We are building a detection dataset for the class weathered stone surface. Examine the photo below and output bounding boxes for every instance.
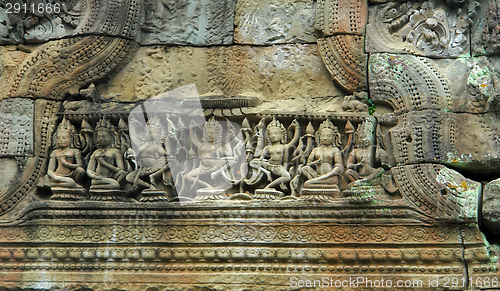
[0,36,138,100]
[98,44,343,102]
[318,35,367,93]
[392,164,480,221]
[370,54,500,114]
[234,0,318,45]
[482,178,500,238]
[369,53,464,114]
[0,98,33,157]
[366,0,469,58]
[141,0,236,45]
[0,0,142,44]
[387,110,500,172]
[315,0,367,35]
[1,0,500,289]
[471,0,500,56]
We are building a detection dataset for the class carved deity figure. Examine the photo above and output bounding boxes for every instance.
[126,116,171,200]
[345,122,389,183]
[301,119,344,193]
[185,117,227,193]
[46,118,86,197]
[87,119,127,191]
[248,117,300,193]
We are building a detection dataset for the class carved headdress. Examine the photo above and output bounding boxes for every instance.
[52,118,77,148]
[266,117,287,144]
[353,120,372,148]
[315,118,341,147]
[202,117,223,144]
[145,116,165,141]
[95,118,116,133]
[94,118,118,148]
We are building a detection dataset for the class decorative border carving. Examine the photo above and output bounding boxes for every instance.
[317,35,367,93]
[2,36,137,100]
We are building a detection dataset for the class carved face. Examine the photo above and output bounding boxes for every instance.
[356,130,372,148]
[320,129,334,146]
[96,130,112,148]
[205,126,216,142]
[146,126,161,142]
[268,127,282,143]
[56,130,71,148]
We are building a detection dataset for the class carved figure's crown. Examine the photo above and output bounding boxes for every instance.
[315,118,341,146]
[202,117,223,144]
[56,117,76,134]
[146,116,165,138]
[95,118,115,132]
[317,118,337,133]
[266,117,286,144]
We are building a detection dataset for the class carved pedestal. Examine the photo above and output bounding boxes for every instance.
[89,190,127,202]
[50,188,87,201]
[254,189,285,200]
[139,190,170,202]
[300,187,340,201]
[194,189,228,201]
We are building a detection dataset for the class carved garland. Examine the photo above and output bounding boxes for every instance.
[317,35,367,93]
[369,53,452,114]
[3,36,137,100]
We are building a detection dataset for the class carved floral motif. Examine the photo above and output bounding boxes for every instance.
[366,0,469,57]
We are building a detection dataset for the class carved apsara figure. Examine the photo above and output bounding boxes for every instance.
[345,121,389,184]
[87,119,127,196]
[185,117,228,199]
[247,117,300,196]
[126,116,172,201]
[300,119,344,196]
[45,118,86,200]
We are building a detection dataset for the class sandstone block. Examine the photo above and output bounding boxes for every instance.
[234,0,318,45]
[366,0,469,58]
[141,0,236,45]
[98,44,343,102]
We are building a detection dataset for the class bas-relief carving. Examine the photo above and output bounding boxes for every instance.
[141,0,236,45]
[366,0,469,58]
[97,44,343,102]
[317,35,367,93]
[0,35,138,100]
[1,0,500,289]
[471,0,500,56]
[246,118,300,199]
[386,110,500,171]
[44,118,86,200]
[368,53,500,114]
[0,98,33,157]
[0,0,141,44]
[315,0,368,35]
[234,0,319,45]
[126,116,172,202]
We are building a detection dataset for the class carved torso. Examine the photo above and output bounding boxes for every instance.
[51,148,80,176]
[198,142,224,168]
[92,148,122,177]
[265,144,286,165]
[309,145,341,175]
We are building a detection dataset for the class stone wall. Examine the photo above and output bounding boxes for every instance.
[0,0,500,290]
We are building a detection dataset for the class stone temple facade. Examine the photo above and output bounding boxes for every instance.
[1,0,500,290]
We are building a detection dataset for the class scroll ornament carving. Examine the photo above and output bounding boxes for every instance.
[0,0,141,44]
[1,36,137,100]
[3,224,477,245]
[317,35,367,93]
[366,0,469,57]
[369,53,451,114]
